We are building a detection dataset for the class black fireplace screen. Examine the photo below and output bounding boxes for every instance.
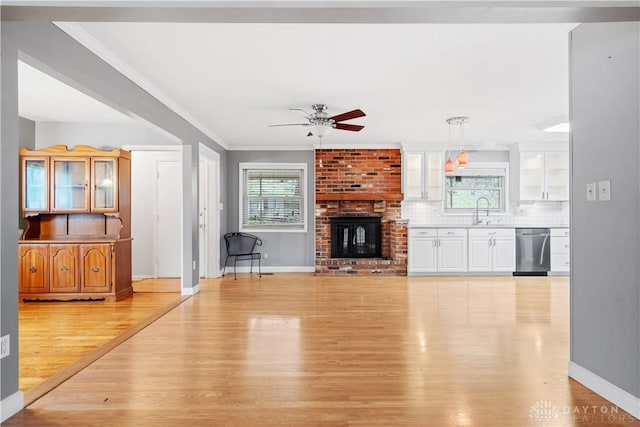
[330,216,382,258]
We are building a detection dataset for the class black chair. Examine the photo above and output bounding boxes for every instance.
[222,232,263,279]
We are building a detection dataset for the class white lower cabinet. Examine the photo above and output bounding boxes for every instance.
[551,228,570,272]
[408,228,467,274]
[468,228,516,273]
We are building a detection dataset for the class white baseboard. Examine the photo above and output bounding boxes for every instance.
[224,266,315,274]
[0,391,24,423]
[132,275,155,280]
[181,283,200,296]
[568,361,640,419]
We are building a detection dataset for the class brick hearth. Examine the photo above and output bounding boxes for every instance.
[315,148,407,275]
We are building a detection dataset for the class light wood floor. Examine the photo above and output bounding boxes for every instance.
[6,274,638,426]
[18,279,185,400]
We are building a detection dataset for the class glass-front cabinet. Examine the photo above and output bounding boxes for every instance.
[23,158,49,213]
[22,154,120,214]
[518,151,569,201]
[403,151,444,201]
[18,145,133,302]
[92,158,118,212]
[51,158,90,212]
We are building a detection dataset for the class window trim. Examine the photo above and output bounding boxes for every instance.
[238,162,308,233]
[443,162,509,215]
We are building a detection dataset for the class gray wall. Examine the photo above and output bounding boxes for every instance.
[35,121,177,148]
[0,19,228,406]
[1,36,22,405]
[570,22,640,397]
[227,150,315,268]
[19,117,35,149]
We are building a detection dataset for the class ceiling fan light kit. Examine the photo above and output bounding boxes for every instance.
[445,116,470,172]
[269,104,366,140]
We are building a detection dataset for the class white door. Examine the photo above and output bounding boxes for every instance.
[408,238,437,273]
[493,236,516,272]
[198,161,208,278]
[156,161,182,277]
[198,145,221,278]
[468,236,491,272]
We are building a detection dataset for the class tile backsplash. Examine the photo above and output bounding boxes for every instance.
[402,200,570,226]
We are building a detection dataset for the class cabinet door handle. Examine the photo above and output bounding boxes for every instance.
[91,266,100,273]
[29,266,37,273]
[60,266,69,273]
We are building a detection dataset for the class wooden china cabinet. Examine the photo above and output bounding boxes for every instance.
[19,145,133,301]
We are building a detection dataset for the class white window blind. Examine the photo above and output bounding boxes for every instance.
[240,164,306,232]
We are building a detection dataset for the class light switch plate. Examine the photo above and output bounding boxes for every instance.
[586,183,596,201]
[598,180,611,201]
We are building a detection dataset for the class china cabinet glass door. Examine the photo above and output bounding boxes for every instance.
[52,158,90,211]
[23,158,49,212]
[92,159,118,212]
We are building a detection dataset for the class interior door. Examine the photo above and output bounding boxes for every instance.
[198,161,208,278]
[156,161,182,278]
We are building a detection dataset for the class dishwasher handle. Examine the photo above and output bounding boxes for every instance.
[539,233,550,266]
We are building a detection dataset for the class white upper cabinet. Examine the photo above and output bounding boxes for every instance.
[403,151,443,201]
[511,145,569,202]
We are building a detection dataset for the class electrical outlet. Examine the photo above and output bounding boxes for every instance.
[263,253,268,260]
[1,335,10,359]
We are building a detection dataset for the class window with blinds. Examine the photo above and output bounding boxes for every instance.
[240,163,307,232]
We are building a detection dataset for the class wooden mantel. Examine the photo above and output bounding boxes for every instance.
[315,193,404,201]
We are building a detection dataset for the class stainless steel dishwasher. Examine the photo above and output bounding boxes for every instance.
[514,228,550,275]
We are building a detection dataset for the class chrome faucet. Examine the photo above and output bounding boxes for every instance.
[475,197,490,225]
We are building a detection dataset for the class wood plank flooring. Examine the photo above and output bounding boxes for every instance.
[6,274,638,426]
[18,279,184,397]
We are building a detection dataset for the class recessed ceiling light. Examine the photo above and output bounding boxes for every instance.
[543,122,570,133]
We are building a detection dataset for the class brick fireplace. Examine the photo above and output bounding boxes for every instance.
[315,148,407,275]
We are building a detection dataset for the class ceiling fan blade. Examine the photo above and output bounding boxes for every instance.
[268,123,309,127]
[329,109,366,123]
[334,123,364,132]
[289,108,312,119]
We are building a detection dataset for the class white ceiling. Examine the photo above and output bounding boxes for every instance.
[18,61,132,123]
[19,21,577,149]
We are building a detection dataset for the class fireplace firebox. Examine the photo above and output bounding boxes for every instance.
[330,216,382,258]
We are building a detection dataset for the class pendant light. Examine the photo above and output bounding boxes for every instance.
[446,116,470,169]
[444,120,455,173]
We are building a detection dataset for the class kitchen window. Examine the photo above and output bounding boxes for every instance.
[444,166,507,212]
[239,163,307,232]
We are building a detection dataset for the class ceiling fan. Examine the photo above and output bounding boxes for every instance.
[269,104,366,138]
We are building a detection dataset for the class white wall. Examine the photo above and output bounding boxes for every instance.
[130,150,182,278]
